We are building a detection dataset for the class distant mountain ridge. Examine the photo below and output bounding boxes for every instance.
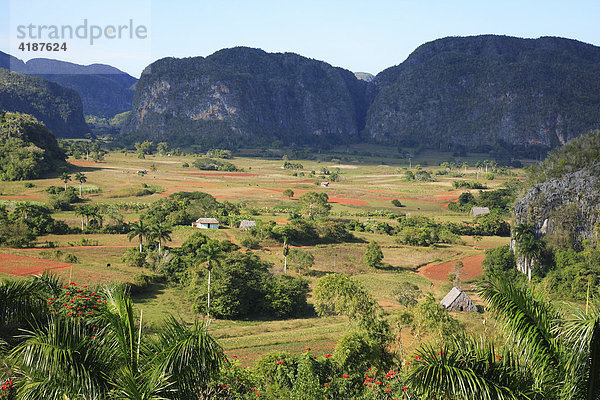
[122,35,600,151]
[0,51,137,118]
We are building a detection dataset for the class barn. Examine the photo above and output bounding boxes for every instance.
[440,287,477,312]
[239,219,256,230]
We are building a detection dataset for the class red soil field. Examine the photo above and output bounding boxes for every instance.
[183,172,258,177]
[0,253,72,276]
[271,180,318,184]
[418,253,485,281]
[0,195,42,200]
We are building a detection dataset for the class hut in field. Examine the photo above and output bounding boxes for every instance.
[192,218,219,229]
[239,219,256,230]
[320,181,330,187]
[471,206,490,217]
[440,287,477,312]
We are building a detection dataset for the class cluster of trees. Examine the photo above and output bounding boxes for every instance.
[347,213,510,247]
[0,202,70,247]
[248,218,355,246]
[448,186,518,214]
[0,112,66,181]
[192,157,239,172]
[59,139,107,162]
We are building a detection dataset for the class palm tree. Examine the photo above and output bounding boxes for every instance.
[407,277,600,400]
[196,240,222,317]
[60,172,71,190]
[74,172,87,196]
[151,222,173,253]
[513,223,541,281]
[283,236,289,274]
[6,281,224,399]
[128,219,151,252]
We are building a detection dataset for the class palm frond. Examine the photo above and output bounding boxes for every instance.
[150,317,224,399]
[478,277,563,387]
[407,338,545,400]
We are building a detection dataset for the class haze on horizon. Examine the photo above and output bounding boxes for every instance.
[1,0,599,78]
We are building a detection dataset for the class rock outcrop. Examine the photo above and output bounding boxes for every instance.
[122,47,368,147]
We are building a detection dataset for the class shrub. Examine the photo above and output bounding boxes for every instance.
[363,241,383,268]
[288,248,315,272]
[121,247,147,268]
[265,275,310,318]
[23,182,34,188]
[391,199,403,207]
[240,236,261,249]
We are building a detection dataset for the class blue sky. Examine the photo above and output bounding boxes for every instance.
[1,0,599,77]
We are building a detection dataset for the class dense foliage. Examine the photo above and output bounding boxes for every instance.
[0,112,66,180]
[0,68,88,138]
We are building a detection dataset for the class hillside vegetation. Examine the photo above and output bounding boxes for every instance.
[0,111,66,180]
[0,68,89,138]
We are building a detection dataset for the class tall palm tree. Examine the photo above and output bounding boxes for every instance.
[74,172,87,196]
[196,240,222,317]
[128,219,151,252]
[60,172,71,190]
[514,223,541,281]
[407,276,600,400]
[283,236,289,274]
[150,222,173,253]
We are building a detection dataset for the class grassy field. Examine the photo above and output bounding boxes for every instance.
[0,147,516,364]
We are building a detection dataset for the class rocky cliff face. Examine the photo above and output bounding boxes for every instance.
[514,166,600,248]
[365,35,600,151]
[122,47,368,147]
[0,68,89,138]
[0,51,137,118]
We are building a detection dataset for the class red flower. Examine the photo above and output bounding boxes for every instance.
[415,355,421,360]
[325,353,332,358]
[343,374,350,378]
[402,386,408,391]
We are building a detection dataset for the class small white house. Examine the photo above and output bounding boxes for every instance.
[192,218,219,229]
[320,181,330,187]
[239,219,256,230]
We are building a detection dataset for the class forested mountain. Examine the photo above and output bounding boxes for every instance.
[0,68,88,138]
[0,51,137,118]
[123,36,600,152]
[365,35,600,153]
[121,47,368,148]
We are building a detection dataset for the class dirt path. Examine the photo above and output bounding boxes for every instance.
[417,253,485,282]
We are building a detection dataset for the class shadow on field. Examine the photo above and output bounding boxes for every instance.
[130,281,167,303]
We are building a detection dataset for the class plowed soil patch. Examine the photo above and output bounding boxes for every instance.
[0,253,72,276]
[183,172,258,177]
[271,180,318,184]
[0,195,42,200]
[418,254,485,281]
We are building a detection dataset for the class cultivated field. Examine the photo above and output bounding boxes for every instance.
[0,147,516,364]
